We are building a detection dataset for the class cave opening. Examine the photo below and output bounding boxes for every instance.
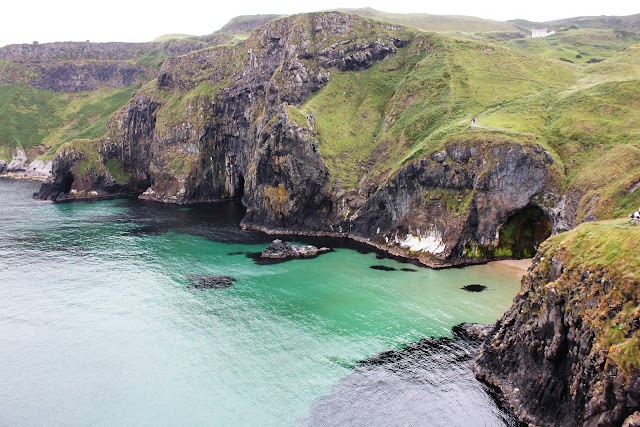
[61,171,74,194]
[497,205,552,258]
[236,173,245,199]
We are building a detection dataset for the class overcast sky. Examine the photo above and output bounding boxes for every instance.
[1,0,637,47]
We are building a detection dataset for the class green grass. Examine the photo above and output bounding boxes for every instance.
[543,219,640,371]
[152,34,195,42]
[136,48,171,69]
[503,29,640,63]
[338,7,518,33]
[104,158,131,182]
[0,83,139,161]
[153,80,224,128]
[302,33,573,186]
[286,105,309,128]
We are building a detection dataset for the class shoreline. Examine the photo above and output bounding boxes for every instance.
[486,258,532,276]
[242,222,536,271]
[0,172,49,182]
[29,183,539,272]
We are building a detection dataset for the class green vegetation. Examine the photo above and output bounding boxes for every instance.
[153,80,224,128]
[152,34,195,42]
[542,219,639,371]
[286,105,309,128]
[219,14,285,34]
[136,48,171,69]
[1,12,638,228]
[302,33,573,186]
[339,7,518,33]
[502,30,640,63]
[104,158,131,182]
[546,219,639,282]
[0,83,140,161]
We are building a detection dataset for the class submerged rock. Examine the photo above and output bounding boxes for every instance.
[462,284,488,292]
[261,239,330,259]
[370,265,397,271]
[187,275,235,290]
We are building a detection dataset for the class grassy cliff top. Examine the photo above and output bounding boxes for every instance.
[541,218,640,372]
[545,218,640,282]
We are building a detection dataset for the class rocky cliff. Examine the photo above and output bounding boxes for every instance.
[33,12,572,267]
[0,40,213,92]
[474,220,640,426]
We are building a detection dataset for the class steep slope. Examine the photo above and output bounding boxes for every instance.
[474,219,639,426]
[34,12,577,267]
[480,35,640,228]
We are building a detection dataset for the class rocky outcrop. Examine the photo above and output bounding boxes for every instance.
[187,275,235,290]
[0,40,211,92]
[64,12,411,210]
[35,12,563,267]
[261,239,330,259]
[0,42,159,62]
[345,141,558,267]
[36,142,141,200]
[0,147,52,181]
[474,243,640,426]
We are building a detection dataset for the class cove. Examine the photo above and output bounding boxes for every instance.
[0,179,522,426]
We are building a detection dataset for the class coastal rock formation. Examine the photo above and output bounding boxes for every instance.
[474,223,640,426]
[35,12,562,267]
[187,275,235,290]
[0,40,211,92]
[261,239,330,259]
[346,141,557,267]
[0,147,52,181]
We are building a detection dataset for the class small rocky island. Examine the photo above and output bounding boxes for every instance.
[261,239,330,259]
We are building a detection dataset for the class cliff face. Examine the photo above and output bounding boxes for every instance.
[474,221,640,426]
[0,40,211,92]
[35,12,566,266]
[347,141,558,266]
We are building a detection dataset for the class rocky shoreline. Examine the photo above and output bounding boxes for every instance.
[473,240,640,427]
[243,222,522,269]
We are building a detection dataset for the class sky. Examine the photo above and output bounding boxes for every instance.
[1,0,638,47]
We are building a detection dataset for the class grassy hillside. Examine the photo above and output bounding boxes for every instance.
[301,33,574,186]
[219,14,285,33]
[510,13,640,32]
[152,34,195,42]
[478,31,640,221]
[0,83,140,161]
[502,29,640,63]
[338,7,518,33]
[1,11,638,226]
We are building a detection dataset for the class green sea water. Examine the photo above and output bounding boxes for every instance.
[0,179,522,426]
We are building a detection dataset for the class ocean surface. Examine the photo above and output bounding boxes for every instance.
[0,178,522,426]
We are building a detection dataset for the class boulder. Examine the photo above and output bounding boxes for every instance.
[261,239,330,259]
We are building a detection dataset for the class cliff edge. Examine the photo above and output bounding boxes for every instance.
[474,219,639,426]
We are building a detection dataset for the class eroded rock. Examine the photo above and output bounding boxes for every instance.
[187,275,235,290]
[261,239,330,259]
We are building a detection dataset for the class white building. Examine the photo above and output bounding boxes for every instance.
[532,28,555,38]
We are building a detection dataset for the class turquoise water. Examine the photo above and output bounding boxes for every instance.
[0,179,521,426]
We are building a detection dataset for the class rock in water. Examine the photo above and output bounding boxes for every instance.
[370,265,397,271]
[261,239,330,259]
[188,275,235,290]
[462,284,487,292]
